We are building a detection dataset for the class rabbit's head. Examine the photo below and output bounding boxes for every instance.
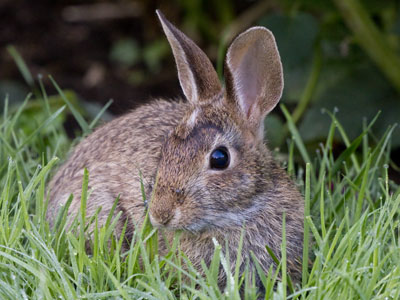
[149,11,284,232]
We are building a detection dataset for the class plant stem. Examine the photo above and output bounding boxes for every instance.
[292,43,322,124]
[278,44,321,147]
[333,0,400,95]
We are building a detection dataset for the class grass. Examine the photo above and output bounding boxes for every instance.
[0,86,399,299]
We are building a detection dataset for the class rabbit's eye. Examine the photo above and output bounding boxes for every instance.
[210,147,230,170]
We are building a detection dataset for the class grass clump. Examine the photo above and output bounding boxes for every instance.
[0,88,399,299]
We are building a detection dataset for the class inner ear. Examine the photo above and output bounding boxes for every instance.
[224,27,283,127]
[231,42,264,117]
[157,10,222,104]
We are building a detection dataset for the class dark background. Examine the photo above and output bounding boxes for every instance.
[1,0,400,180]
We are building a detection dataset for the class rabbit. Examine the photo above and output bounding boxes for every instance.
[47,10,304,288]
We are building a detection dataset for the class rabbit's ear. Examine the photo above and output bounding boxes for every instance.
[224,27,283,133]
[157,10,221,104]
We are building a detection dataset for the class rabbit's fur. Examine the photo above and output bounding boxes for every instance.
[48,11,304,286]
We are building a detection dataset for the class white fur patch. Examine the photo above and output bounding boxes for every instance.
[173,207,181,223]
[187,108,199,127]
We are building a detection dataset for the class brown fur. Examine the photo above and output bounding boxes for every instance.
[47,10,304,288]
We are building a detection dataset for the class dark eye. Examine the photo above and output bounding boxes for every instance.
[210,147,230,170]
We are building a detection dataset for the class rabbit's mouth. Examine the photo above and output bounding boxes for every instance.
[148,208,181,229]
[148,212,167,228]
[149,208,204,233]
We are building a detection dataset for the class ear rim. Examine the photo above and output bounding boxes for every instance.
[156,10,222,104]
[224,26,284,124]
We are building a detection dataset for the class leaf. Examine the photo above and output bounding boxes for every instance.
[7,45,34,87]
[49,76,90,135]
[299,62,400,147]
[264,114,284,149]
[0,80,29,111]
[330,112,379,175]
[110,38,141,67]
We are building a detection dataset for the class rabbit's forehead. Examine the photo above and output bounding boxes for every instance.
[157,103,244,170]
[175,104,238,138]
[166,122,224,154]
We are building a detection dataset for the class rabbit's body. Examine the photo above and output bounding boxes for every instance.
[48,10,304,286]
[48,100,187,235]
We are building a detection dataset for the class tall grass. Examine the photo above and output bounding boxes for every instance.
[0,88,399,299]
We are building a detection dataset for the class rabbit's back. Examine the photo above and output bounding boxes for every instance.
[48,99,188,229]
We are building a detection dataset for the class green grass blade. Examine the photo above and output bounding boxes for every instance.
[49,75,90,134]
[7,45,34,87]
[281,104,311,164]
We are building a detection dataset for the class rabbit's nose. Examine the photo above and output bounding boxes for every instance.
[149,206,173,227]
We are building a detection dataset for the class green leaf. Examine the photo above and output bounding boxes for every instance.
[299,62,400,147]
[110,38,141,67]
[49,76,90,135]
